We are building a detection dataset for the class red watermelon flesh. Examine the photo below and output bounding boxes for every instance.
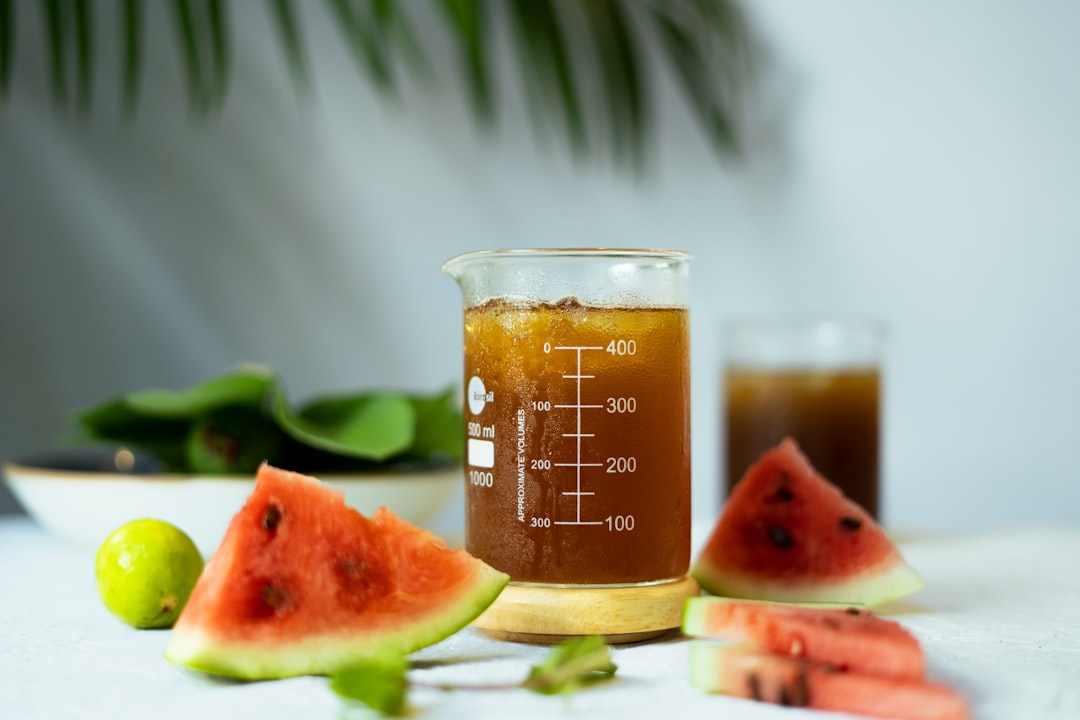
[165,464,509,679]
[690,644,969,720]
[683,598,925,681]
[693,437,924,606]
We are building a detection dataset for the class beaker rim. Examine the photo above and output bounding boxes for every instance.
[721,314,887,369]
[722,314,888,339]
[442,247,692,275]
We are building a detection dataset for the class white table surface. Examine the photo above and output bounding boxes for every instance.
[2,515,1079,719]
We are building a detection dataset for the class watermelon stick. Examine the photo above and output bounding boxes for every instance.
[331,635,618,716]
[683,597,926,681]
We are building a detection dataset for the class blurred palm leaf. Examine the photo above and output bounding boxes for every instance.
[0,0,759,165]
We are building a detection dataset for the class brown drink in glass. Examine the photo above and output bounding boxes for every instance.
[463,299,691,585]
[722,318,884,519]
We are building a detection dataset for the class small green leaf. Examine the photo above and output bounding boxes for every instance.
[275,389,415,461]
[523,635,617,696]
[339,636,617,714]
[330,653,409,716]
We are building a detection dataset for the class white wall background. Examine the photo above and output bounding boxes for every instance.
[1,1,1078,533]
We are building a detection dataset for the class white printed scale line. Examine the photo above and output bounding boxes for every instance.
[551,345,604,524]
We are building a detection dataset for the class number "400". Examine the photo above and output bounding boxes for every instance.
[606,339,637,355]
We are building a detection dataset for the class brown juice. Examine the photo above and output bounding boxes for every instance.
[463,298,691,585]
[724,368,880,518]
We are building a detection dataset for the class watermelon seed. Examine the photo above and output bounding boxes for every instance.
[339,557,366,579]
[772,486,794,502]
[792,664,810,707]
[263,503,283,531]
[767,526,793,549]
[838,516,863,532]
[261,584,291,611]
[747,672,763,701]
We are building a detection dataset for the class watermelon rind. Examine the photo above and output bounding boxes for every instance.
[688,640,744,694]
[164,562,508,679]
[682,596,863,638]
[691,556,925,608]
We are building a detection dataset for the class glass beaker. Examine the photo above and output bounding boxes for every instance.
[444,249,696,641]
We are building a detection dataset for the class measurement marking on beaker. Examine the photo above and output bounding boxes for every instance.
[549,344,611,525]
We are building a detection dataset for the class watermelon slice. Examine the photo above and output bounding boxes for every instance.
[683,598,925,681]
[693,437,924,606]
[689,644,969,720]
[165,464,509,679]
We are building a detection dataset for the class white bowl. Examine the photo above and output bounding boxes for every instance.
[4,448,463,557]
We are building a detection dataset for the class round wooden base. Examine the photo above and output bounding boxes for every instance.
[471,575,701,644]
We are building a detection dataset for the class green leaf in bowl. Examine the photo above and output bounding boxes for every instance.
[274,389,416,462]
[74,397,190,470]
[121,367,277,418]
[405,387,464,463]
[185,405,289,474]
[73,366,280,472]
[72,367,462,473]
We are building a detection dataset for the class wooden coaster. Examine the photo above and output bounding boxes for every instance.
[472,575,701,644]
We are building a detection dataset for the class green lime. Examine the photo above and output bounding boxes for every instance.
[95,518,205,629]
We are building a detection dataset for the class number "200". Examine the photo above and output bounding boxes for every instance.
[606,457,636,473]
